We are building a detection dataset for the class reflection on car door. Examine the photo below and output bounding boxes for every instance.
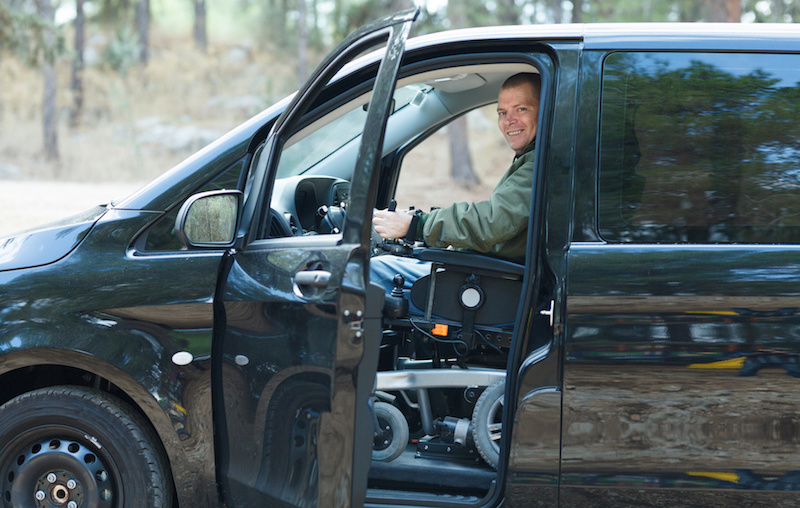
[213,9,417,508]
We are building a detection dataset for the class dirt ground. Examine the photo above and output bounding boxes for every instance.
[0,167,497,239]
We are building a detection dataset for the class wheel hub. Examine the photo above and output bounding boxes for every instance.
[34,470,83,507]
[2,436,114,508]
[373,416,394,451]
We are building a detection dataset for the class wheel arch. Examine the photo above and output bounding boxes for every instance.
[0,348,215,507]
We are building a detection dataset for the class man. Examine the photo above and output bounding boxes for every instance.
[372,72,541,265]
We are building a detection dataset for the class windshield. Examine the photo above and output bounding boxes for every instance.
[276,83,430,179]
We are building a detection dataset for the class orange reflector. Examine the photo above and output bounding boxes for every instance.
[431,324,449,336]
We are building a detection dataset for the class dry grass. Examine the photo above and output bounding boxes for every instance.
[0,33,298,235]
[0,33,298,183]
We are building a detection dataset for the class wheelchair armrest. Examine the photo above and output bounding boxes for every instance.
[416,249,524,278]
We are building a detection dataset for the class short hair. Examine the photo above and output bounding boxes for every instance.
[501,73,541,98]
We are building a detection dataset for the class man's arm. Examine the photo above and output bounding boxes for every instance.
[422,161,533,253]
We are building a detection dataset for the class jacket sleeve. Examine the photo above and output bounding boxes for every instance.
[420,160,533,253]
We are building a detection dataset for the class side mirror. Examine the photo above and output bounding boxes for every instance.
[175,190,242,248]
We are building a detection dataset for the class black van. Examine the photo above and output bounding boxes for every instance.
[1,9,800,507]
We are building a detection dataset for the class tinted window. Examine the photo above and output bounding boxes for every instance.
[599,52,800,243]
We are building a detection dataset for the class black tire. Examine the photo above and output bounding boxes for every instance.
[471,381,504,470]
[371,402,409,462]
[0,386,172,508]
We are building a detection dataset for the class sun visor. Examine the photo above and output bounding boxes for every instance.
[425,73,487,93]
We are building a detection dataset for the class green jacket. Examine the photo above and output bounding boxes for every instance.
[416,143,534,264]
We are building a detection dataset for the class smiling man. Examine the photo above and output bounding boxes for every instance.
[372,72,541,264]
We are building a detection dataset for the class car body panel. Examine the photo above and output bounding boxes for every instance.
[0,207,106,271]
[1,18,799,508]
[563,244,800,505]
[0,209,223,505]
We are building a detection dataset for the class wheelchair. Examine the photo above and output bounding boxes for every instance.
[370,247,524,469]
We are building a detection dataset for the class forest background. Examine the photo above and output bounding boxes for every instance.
[0,0,797,235]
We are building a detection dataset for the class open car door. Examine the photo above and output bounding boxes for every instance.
[213,9,417,507]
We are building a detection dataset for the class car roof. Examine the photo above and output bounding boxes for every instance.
[405,22,800,52]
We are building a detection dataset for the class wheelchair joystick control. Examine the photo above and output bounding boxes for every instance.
[384,274,409,319]
[391,274,405,296]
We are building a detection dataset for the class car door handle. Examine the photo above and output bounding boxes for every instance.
[294,270,331,287]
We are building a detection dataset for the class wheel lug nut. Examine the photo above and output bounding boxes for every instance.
[35,490,46,501]
[67,501,78,508]
[66,479,77,489]
[46,472,57,483]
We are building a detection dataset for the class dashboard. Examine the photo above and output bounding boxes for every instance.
[270,175,350,236]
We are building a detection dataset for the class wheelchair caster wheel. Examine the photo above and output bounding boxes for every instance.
[472,381,504,469]
[372,401,409,462]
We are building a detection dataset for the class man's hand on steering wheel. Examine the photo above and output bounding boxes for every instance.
[373,208,414,240]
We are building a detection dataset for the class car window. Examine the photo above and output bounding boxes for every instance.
[257,84,433,240]
[395,104,508,212]
[276,83,430,179]
[598,52,800,243]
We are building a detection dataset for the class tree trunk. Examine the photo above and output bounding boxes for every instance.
[496,0,520,24]
[194,0,207,52]
[449,115,479,185]
[42,61,59,161]
[446,2,479,185]
[135,0,149,64]
[726,0,741,21]
[277,0,288,49]
[35,0,59,162]
[311,0,321,49]
[707,0,727,21]
[297,0,308,87]
[552,0,564,23]
[572,0,583,22]
[70,0,85,128]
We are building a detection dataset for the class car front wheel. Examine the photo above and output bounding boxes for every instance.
[0,386,172,508]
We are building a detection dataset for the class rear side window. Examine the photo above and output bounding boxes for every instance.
[598,52,800,243]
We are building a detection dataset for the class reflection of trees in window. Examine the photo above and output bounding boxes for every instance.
[600,53,800,244]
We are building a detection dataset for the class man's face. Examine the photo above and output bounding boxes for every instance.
[497,82,540,155]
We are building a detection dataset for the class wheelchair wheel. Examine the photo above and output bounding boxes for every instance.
[372,402,409,462]
[472,381,504,469]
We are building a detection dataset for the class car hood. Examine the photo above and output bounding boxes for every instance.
[0,206,108,272]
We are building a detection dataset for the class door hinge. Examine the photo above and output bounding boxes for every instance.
[344,309,364,342]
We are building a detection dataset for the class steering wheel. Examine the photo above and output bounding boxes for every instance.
[315,204,398,253]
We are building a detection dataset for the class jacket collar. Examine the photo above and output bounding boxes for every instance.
[513,139,536,161]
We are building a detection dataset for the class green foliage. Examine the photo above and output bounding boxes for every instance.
[0,0,64,65]
[94,0,136,24]
[103,26,139,75]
